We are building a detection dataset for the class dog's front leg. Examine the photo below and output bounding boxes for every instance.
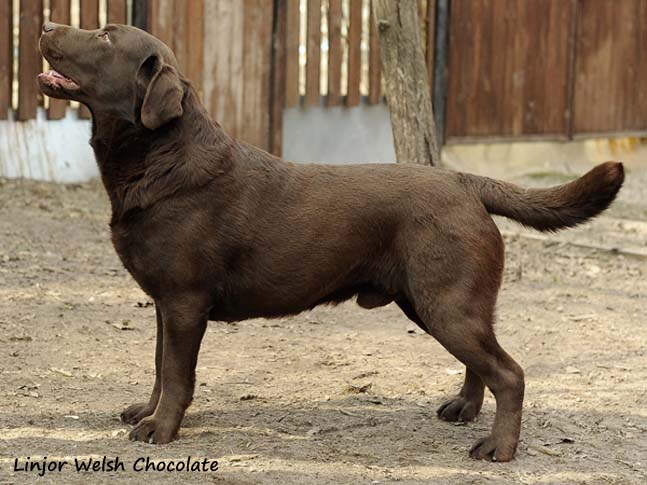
[129,297,208,444]
[121,304,164,424]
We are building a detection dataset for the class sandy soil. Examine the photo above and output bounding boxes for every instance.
[0,167,646,484]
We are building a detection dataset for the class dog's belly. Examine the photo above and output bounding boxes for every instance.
[207,282,395,322]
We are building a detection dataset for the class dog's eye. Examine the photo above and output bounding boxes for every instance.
[99,31,110,42]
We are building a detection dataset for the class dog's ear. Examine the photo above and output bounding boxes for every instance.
[137,55,184,130]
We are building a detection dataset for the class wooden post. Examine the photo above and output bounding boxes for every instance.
[284,0,300,107]
[425,0,436,94]
[0,0,13,118]
[132,0,148,30]
[78,0,99,119]
[107,0,128,24]
[305,0,321,106]
[345,0,362,106]
[326,0,343,106]
[18,0,43,121]
[367,1,381,105]
[185,0,205,99]
[270,0,287,156]
[372,0,440,165]
[48,0,71,120]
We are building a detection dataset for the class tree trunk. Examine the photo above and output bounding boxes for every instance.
[372,0,440,166]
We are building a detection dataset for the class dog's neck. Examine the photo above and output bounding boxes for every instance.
[89,86,235,223]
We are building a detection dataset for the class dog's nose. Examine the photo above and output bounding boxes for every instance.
[42,22,57,33]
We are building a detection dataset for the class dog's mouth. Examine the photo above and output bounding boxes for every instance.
[37,70,80,92]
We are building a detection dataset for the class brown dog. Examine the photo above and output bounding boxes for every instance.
[38,23,623,461]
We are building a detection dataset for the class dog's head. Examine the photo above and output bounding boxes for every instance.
[39,23,184,129]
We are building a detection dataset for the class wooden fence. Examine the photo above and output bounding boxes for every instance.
[2,0,647,157]
[144,0,437,154]
[283,0,436,108]
[446,0,647,142]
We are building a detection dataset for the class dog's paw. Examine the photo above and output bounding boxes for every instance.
[128,416,177,444]
[121,402,156,425]
[436,396,480,422]
[469,435,517,462]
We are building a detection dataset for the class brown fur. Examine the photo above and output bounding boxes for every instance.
[38,22,624,460]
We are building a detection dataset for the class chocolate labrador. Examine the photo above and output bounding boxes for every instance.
[38,23,624,461]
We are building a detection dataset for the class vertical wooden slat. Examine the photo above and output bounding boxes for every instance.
[305,0,321,106]
[80,0,100,35]
[326,0,342,106]
[243,0,263,142]
[425,0,435,95]
[171,0,188,70]
[345,0,361,106]
[132,0,148,30]
[367,1,381,104]
[565,0,578,139]
[230,1,245,140]
[78,0,100,118]
[491,0,510,135]
[284,0,300,107]
[242,0,274,148]
[107,0,127,24]
[634,0,647,134]
[0,0,13,118]
[48,0,71,120]
[503,0,522,135]
[186,0,205,98]
[148,0,174,49]
[148,0,158,35]
[521,0,573,136]
[18,0,43,121]
[204,0,244,139]
[270,0,287,155]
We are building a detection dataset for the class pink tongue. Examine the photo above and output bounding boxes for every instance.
[41,70,79,89]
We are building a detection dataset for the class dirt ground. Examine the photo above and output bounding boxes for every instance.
[0,165,646,484]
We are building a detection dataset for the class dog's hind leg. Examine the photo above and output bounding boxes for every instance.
[397,298,485,422]
[121,304,164,425]
[396,298,427,332]
[417,298,524,462]
[436,368,485,423]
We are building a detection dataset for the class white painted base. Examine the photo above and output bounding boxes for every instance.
[0,108,98,183]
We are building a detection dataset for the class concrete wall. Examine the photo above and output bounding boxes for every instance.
[282,104,396,165]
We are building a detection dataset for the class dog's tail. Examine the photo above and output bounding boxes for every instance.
[463,161,624,232]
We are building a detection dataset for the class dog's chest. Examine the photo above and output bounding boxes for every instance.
[110,224,157,296]
[109,213,223,301]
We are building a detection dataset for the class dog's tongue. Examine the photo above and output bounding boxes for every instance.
[38,70,80,90]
